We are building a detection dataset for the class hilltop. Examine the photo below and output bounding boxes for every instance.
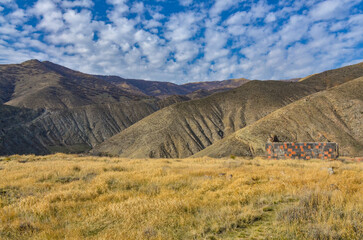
[91,80,317,158]
[194,77,363,158]
[299,61,363,90]
[0,60,249,155]
[92,62,363,158]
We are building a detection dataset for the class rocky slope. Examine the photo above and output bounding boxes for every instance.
[0,101,160,155]
[0,60,249,155]
[194,77,363,158]
[0,60,146,110]
[299,61,363,90]
[0,60,167,154]
[91,61,363,158]
[91,81,317,158]
[1,60,363,156]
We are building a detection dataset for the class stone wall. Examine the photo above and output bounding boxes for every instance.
[266,142,339,160]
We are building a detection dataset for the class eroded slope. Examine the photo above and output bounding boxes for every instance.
[92,81,317,158]
[194,77,363,158]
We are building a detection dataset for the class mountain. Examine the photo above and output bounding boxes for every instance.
[91,61,363,158]
[1,60,362,156]
[91,80,317,158]
[0,101,161,155]
[98,75,249,98]
[0,60,146,110]
[299,61,363,90]
[0,60,250,155]
[0,60,167,154]
[193,77,363,158]
[182,78,249,92]
[98,75,191,97]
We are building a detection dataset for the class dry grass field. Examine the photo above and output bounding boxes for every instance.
[0,154,362,239]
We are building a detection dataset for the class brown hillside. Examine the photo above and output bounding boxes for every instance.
[0,101,161,155]
[194,77,363,158]
[0,60,248,155]
[299,61,363,90]
[97,75,191,97]
[0,60,148,110]
[0,60,184,155]
[91,81,317,158]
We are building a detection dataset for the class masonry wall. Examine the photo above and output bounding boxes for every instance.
[266,142,339,160]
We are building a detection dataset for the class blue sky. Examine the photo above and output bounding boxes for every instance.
[0,0,362,83]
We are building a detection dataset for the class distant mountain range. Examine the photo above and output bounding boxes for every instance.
[1,60,362,157]
[0,60,248,154]
[92,61,363,158]
[97,75,250,98]
[91,80,318,158]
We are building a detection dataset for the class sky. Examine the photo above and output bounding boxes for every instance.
[0,0,363,83]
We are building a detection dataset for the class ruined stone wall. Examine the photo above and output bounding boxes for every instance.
[266,142,339,160]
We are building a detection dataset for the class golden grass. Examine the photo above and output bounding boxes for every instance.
[0,154,362,239]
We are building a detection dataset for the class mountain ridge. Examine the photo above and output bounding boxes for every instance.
[0,60,250,155]
[91,80,318,158]
[193,76,363,158]
[91,61,363,158]
[1,60,363,156]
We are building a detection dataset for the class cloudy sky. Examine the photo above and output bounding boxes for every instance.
[0,0,362,83]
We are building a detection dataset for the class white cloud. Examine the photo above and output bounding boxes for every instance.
[174,41,199,62]
[179,0,193,7]
[8,9,27,25]
[310,0,344,20]
[226,11,249,25]
[0,24,20,36]
[29,0,64,32]
[61,0,94,8]
[204,27,229,61]
[107,0,129,21]
[165,11,202,42]
[250,0,271,19]
[210,0,239,17]
[0,0,17,8]
[143,19,162,29]
[31,0,57,15]
[265,12,276,23]
[130,2,145,14]
[106,0,127,5]
[0,0,362,83]
[278,15,310,47]
[225,1,272,26]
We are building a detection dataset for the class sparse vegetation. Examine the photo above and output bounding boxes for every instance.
[0,154,362,239]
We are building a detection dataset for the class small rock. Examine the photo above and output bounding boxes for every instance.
[328,167,334,175]
[219,173,226,177]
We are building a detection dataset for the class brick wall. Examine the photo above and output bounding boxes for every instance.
[266,142,339,160]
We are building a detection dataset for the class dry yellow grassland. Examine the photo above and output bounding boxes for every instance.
[0,154,362,239]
